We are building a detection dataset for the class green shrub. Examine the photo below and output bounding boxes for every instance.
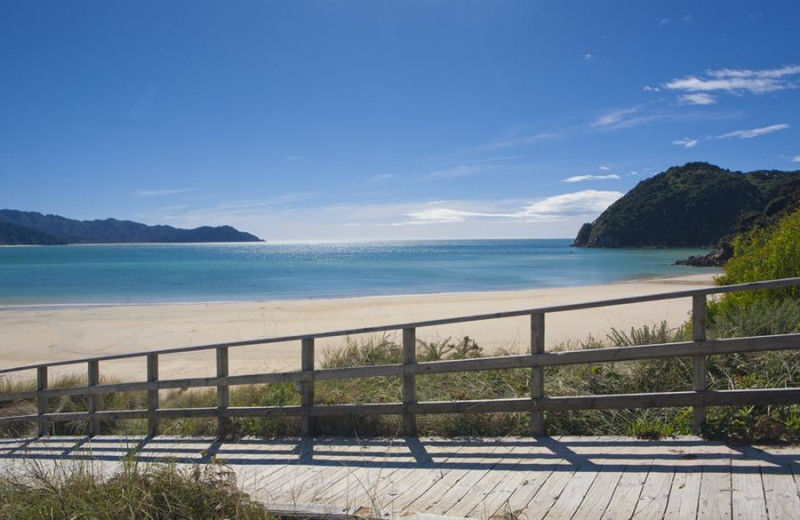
[714,205,800,311]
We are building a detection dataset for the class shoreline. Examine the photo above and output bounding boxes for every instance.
[0,268,720,311]
[0,272,717,381]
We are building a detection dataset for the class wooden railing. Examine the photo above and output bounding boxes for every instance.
[1,278,799,438]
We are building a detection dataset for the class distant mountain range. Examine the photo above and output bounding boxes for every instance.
[0,209,263,245]
[573,162,800,253]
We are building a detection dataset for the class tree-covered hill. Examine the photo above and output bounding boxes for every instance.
[0,209,263,245]
[573,162,800,249]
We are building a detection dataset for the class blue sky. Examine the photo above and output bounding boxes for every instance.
[1,1,799,241]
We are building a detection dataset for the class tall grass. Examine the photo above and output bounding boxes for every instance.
[0,458,273,519]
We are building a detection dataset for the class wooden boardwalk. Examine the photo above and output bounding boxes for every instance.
[2,435,800,519]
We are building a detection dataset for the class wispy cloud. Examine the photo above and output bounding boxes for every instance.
[599,165,610,171]
[665,65,800,95]
[563,174,621,183]
[400,190,622,225]
[424,163,496,180]
[678,93,716,105]
[591,107,642,129]
[584,53,593,62]
[672,138,698,148]
[658,18,670,27]
[463,127,559,153]
[717,123,789,139]
[285,155,304,162]
[370,173,395,182]
[793,156,800,162]
[133,188,196,198]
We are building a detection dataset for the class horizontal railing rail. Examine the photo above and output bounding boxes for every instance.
[0,277,798,437]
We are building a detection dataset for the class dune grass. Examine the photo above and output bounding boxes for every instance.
[0,458,273,519]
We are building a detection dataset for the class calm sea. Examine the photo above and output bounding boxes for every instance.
[0,240,715,305]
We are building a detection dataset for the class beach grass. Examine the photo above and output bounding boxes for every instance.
[0,457,273,519]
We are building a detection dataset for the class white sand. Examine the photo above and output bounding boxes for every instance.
[0,273,717,381]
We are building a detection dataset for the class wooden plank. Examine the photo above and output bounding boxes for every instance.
[536,463,599,520]
[147,354,159,437]
[664,468,704,519]
[402,327,417,437]
[531,313,545,436]
[697,458,732,520]
[693,294,707,433]
[301,338,314,437]
[36,366,48,437]
[601,462,651,520]
[87,360,100,436]
[216,347,230,438]
[423,445,512,515]
[385,442,482,512]
[290,440,417,509]
[633,467,675,519]
[462,440,561,519]
[730,450,767,520]
[762,463,800,520]
[564,437,629,520]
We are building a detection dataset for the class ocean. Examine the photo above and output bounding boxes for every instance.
[0,240,715,305]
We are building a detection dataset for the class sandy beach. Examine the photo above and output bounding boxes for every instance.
[0,273,717,381]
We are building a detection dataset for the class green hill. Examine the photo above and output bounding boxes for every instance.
[573,162,800,249]
[0,209,263,245]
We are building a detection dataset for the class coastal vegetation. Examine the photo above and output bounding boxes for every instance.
[0,209,263,245]
[573,162,800,255]
[0,459,273,519]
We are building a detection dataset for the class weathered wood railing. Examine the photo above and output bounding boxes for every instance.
[1,278,799,438]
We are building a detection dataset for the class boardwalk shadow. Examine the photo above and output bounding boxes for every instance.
[0,435,797,476]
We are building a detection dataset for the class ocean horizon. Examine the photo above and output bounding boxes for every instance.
[0,239,716,306]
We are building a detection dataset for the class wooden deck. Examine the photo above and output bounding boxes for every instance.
[2,435,800,519]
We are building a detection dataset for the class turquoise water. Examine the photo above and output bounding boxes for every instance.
[0,240,715,305]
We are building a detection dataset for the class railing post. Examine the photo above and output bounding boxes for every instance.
[301,338,315,437]
[87,360,100,436]
[530,313,545,436]
[692,295,707,433]
[402,328,417,437]
[216,347,230,438]
[37,366,48,437]
[147,354,159,438]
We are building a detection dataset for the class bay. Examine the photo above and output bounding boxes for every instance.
[0,239,715,305]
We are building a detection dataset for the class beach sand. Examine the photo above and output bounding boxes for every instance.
[0,273,717,381]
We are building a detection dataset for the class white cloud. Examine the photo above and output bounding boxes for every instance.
[285,155,304,161]
[425,164,495,180]
[629,171,639,175]
[591,107,640,129]
[469,130,557,152]
[584,53,593,61]
[134,188,196,198]
[658,18,670,26]
[707,65,800,79]
[678,93,716,105]
[402,190,622,226]
[370,173,395,182]
[599,165,610,170]
[519,190,623,219]
[666,65,800,95]
[793,156,800,162]
[564,174,621,183]
[717,123,789,139]
[672,138,698,148]
[643,86,660,92]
